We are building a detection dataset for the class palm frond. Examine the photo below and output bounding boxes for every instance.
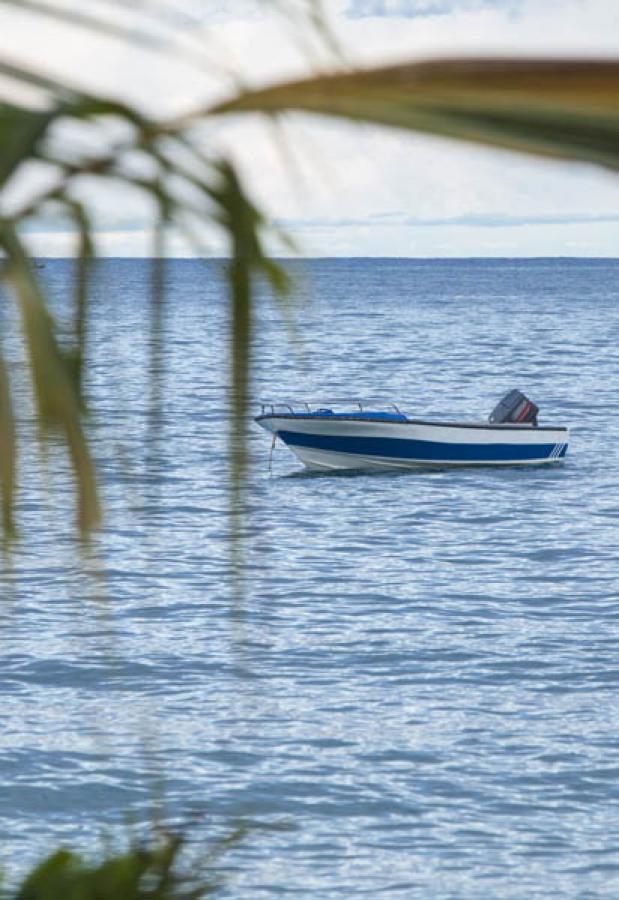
[0,101,54,185]
[0,43,292,537]
[210,57,619,171]
[206,159,291,502]
[60,198,94,405]
[0,221,100,534]
[0,341,17,538]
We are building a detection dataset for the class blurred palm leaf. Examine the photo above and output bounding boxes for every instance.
[12,827,242,898]
[0,103,54,186]
[0,222,100,534]
[0,342,16,537]
[211,58,619,170]
[206,160,291,502]
[0,57,289,536]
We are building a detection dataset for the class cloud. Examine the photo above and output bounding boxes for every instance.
[6,0,619,256]
[344,0,524,21]
[277,212,619,229]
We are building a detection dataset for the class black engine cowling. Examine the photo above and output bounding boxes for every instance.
[489,390,539,426]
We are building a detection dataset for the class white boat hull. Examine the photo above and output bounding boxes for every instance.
[256,414,569,470]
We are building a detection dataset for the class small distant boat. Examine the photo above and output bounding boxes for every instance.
[255,390,569,471]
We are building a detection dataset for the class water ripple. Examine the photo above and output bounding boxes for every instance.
[2,259,619,897]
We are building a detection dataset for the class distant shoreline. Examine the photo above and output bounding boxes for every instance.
[29,255,619,262]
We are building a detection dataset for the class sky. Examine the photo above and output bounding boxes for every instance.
[3,0,619,256]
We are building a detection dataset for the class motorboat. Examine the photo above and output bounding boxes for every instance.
[255,390,569,471]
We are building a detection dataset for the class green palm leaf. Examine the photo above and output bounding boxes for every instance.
[0,102,54,187]
[211,58,619,170]
[0,343,16,537]
[207,160,291,506]
[0,223,100,535]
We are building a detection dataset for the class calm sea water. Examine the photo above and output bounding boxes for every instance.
[2,258,619,897]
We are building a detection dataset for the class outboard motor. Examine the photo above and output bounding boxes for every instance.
[489,389,539,426]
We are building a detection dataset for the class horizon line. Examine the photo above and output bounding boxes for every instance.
[29,255,619,261]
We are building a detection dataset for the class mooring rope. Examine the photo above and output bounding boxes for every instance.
[268,432,277,475]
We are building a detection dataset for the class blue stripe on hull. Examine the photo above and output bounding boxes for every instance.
[278,430,561,463]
